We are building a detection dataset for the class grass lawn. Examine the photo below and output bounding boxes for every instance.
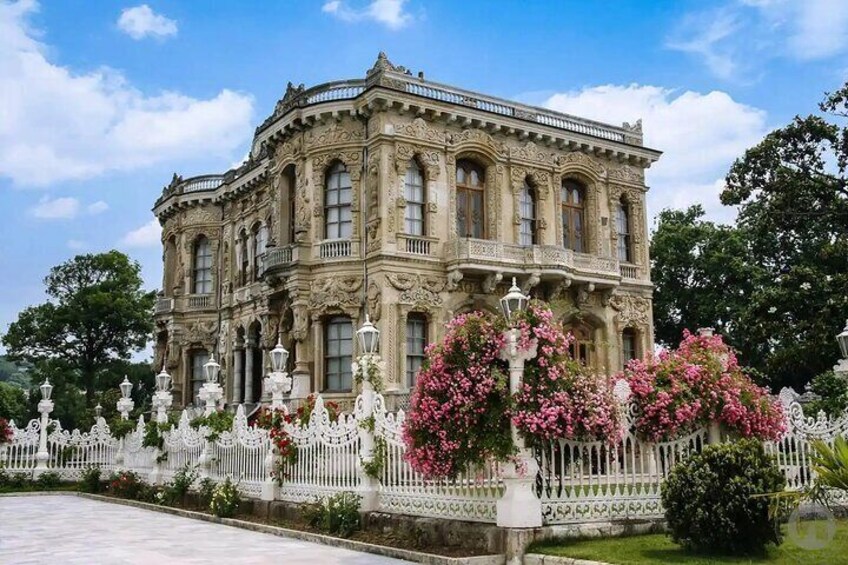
[530,520,848,564]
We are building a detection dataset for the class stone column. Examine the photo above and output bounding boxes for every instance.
[291,340,311,399]
[244,339,255,404]
[233,345,244,404]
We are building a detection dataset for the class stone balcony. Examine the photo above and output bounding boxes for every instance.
[444,238,623,286]
[260,244,299,278]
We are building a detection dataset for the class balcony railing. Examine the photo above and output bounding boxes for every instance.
[155,297,174,314]
[261,245,295,276]
[258,73,635,145]
[185,294,213,310]
[620,264,639,279]
[319,239,352,259]
[446,238,619,278]
[400,235,433,256]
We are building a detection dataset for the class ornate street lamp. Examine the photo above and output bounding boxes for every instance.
[500,278,529,321]
[271,341,289,374]
[95,404,103,419]
[40,378,53,401]
[155,367,172,392]
[204,354,221,384]
[120,376,133,400]
[838,320,848,360]
[357,314,380,355]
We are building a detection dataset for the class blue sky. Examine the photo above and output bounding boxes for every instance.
[1,0,846,352]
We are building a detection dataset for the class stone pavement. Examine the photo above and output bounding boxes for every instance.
[0,495,413,564]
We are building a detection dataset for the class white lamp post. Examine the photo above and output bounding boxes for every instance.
[151,366,173,424]
[263,339,291,411]
[354,314,381,512]
[198,354,223,416]
[117,376,134,420]
[835,320,848,378]
[496,277,542,529]
[357,314,380,355]
[34,378,54,476]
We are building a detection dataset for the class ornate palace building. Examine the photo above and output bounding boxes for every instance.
[152,54,661,410]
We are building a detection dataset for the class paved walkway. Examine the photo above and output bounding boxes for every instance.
[0,495,412,564]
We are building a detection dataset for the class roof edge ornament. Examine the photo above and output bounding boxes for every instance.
[367,51,412,77]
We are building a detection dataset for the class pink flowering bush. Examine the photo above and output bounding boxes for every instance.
[403,303,622,479]
[511,304,621,445]
[402,312,512,479]
[621,330,784,442]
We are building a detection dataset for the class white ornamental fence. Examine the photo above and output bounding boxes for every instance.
[2,385,847,526]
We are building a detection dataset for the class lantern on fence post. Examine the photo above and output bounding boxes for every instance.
[117,376,134,420]
[152,365,173,424]
[357,314,380,355]
[34,378,54,476]
[496,277,542,529]
[836,320,848,377]
[264,338,292,410]
[198,353,223,417]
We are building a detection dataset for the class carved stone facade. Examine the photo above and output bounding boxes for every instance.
[153,54,660,408]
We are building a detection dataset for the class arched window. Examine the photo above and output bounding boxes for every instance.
[622,328,638,364]
[562,180,585,252]
[616,200,631,262]
[253,223,267,279]
[456,160,486,239]
[238,230,249,286]
[567,324,594,366]
[324,162,352,239]
[406,313,428,388]
[404,161,425,236]
[519,180,537,246]
[324,316,353,392]
[193,236,212,294]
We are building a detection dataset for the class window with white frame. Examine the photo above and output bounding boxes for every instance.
[253,223,267,279]
[622,328,638,364]
[404,161,425,236]
[324,316,353,392]
[616,200,632,262]
[324,162,352,239]
[193,236,212,294]
[519,180,537,246]
[406,313,428,388]
[191,350,209,405]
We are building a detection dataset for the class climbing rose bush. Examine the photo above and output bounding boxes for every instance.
[511,304,621,445]
[620,330,784,442]
[404,303,622,479]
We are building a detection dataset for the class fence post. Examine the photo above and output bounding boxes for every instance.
[708,422,722,445]
[356,354,380,512]
[33,379,54,478]
[261,437,278,501]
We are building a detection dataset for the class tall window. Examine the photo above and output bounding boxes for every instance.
[191,350,209,405]
[562,180,585,252]
[567,324,594,366]
[404,162,425,235]
[406,314,428,388]
[193,236,212,294]
[325,162,352,239]
[456,160,485,238]
[616,200,631,262]
[253,223,267,279]
[285,167,296,244]
[324,316,353,392]
[288,198,296,243]
[519,180,537,246]
[239,231,249,286]
[622,329,638,364]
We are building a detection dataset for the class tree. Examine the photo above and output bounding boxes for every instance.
[0,382,28,423]
[721,83,848,389]
[2,251,155,408]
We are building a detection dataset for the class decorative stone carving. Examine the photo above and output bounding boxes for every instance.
[449,129,507,158]
[522,272,541,293]
[367,278,382,321]
[305,122,364,148]
[482,272,503,294]
[393,117,447,144]
[386,273,445,310]
[509,141,556,166]
[394,143,441,179]
[445,269,464,291]
[558,151,606,177]
[292,304,310,342]
[609,164,644,184]
[181,320,218,347]
[308,276,363,316]
[609,292,651,328]
[182,207,218,225]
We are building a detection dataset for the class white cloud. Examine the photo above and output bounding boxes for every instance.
[670,1,848,79]
[67,239,86,250]
[0,1,254,187]
[87,200,109,215]
[29,195,80,219]
[322,0,412,30]
[543,85,769,223]
[117,4,177,40]
[121,218,161,248]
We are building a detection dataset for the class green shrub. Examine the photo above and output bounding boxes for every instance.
[79,466,102,493]
[158,464,198,506]
[190,410,234,441]
[35,471,62,489]
[301,492,361,538]
[0,469,30,489]
[807,371,848,418]
[197,477,216,508]
[108,418,137,440]
[209,477,241,518]
[662,439,785,554]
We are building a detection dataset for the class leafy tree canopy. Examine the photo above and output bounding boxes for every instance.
[2,251,155,408]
